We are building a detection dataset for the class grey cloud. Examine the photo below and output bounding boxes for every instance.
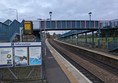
[0,0,118,22]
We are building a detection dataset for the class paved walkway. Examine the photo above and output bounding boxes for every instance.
[44,45,70,83]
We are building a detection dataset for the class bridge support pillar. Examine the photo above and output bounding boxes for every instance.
[80,33,83,46]
[65,37,67,43]
[76,34,79,45]
[92,31,94,48]
[69,36,71,43]
[73,35,74,44]
[105,30,108,48]
[97,29,100,48]
[67,37,68,43]
[71,36,72,44]
[85,33,88,46]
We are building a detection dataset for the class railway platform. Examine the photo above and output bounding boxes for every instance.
[49,39,118,83]
[44,39,92,83]
[44,44,71,83]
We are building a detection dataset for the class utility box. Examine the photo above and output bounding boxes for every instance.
[23,21,33,35]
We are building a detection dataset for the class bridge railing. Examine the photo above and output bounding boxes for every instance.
[40,20,100,30]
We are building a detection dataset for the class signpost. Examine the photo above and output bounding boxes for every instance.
[20,27,23,42]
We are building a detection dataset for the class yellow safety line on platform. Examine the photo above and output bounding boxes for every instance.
[46,40,79,83]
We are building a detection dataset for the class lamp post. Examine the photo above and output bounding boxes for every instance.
[89,12,94,47]
[88,12,92,28]
[9,8,18,21]
[89,12,92,21]
[49,11,52,20]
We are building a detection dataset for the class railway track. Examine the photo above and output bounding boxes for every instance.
[48,39,118,83]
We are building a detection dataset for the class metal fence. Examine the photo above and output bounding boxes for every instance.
[108,39,118,51]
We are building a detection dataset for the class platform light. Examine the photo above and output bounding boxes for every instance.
[88,12,92,21]
[49,11,52,20]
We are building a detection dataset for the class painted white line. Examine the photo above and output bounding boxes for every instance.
[50,50,53,53]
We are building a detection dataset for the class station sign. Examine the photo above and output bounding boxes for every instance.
[0,42,42,68]
[14,42,41,46]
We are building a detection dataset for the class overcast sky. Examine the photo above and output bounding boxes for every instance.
[0,0,118,22]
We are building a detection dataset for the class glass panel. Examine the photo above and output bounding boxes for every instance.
[90,21,94,28]
[81,21,85,28]
[76,21,80,28]
[86,21,89,28]
[51,21,55,29]
[72,21,75,28]
[95,21,98,28]
[62,21,66,29]
[67,21,70,28]
[41,21,44,28]
[46,21,50,29]
[57,21,61,29]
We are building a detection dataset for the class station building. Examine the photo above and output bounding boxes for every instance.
[0,19,22,42]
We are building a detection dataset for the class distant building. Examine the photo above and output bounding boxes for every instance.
[110,19,118,28]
